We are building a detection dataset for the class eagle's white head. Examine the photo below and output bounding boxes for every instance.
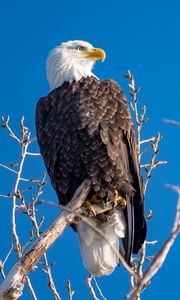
[46,40,106,90]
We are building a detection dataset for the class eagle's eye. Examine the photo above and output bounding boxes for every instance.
[76,46,85,52]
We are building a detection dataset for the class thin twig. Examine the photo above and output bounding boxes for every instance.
[140,138,155,144]
[26,277,38,300]
[141,161,167,168]
[143,132,164,194]
[26,152,41,156]
[19,177,40,182]
[86,275,100,300]
[145,240,158,245]
[124,71,142,156]
[66,280,75,300]
[124,70,150,161]
[0,163,18,174]
[43,254,61,300]
[11,133,30,258]
[1,116,21,144]
[136,243,146,279]
[93,277,107,300]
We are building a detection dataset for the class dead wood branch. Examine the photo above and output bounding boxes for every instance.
[0,180,91,300]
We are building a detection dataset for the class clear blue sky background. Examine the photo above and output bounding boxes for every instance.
[0,1,179,299]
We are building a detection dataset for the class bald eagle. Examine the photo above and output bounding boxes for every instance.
[36,40,147,276]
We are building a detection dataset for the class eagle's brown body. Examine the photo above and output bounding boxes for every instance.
[36,76,146,266]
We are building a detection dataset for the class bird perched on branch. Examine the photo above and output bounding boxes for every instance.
[36,40,147,276]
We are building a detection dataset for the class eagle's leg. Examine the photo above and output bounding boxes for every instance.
[84,200,96,216]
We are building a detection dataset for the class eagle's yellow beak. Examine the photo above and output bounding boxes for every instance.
[86,48,106,62]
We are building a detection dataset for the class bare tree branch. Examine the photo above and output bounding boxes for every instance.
[124,71,145,157]
[0,180,91,300]
[143,132,164,194]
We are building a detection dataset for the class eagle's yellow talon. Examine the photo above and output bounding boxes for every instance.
[119,198,127,208]
[110,190,127,209]
[112,189,121,207]
[84,200,96,216]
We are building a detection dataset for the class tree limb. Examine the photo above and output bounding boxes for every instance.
[0,180,91,300]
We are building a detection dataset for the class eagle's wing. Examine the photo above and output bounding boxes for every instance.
[98,79,146,260]
[122,126,147,260]
[35,82,85,205]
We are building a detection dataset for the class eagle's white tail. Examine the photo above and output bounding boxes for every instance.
[77,209,126,276]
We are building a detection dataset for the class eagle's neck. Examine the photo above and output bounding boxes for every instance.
[46,50,97,90]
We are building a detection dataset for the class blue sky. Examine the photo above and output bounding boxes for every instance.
[0,0,179,299]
